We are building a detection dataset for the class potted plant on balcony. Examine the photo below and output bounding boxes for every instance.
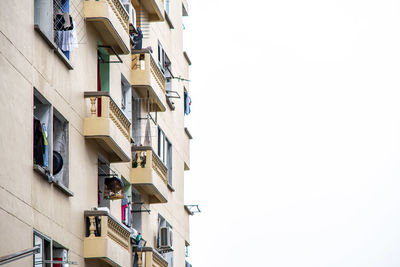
[132,151,146,168]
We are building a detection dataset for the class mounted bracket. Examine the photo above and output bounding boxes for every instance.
[98,45,123,64]
[184,204,201,215]
[166,90,181,99]
[132,202,151,214]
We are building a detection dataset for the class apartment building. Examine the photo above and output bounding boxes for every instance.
[0,0,193,266]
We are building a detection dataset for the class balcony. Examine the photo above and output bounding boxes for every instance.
[141,0,164,21]
[131,50,167,112]
[83,92,131,162]
[84,0,130,54]
[130,147,168,204]
[135,247,168,267]
[84,210,131,267]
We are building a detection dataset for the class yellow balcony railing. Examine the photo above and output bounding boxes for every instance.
[131,50,167,112]
[84,210,131,267]
[130,147,168,203]
[84,0,130,54]
[135,247,168,267]
[83,92,131,162]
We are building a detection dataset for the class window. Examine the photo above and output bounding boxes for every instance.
[131,92,142,145]
[157,42,172,92]
[34,0,77,59]
[131,187,143,232]
[52,241,69,267]
[157,127,172,187]
[158,43,171,75]
[121,75,132,120]
[33,91,52,171]
[158,42,165,73]
[53,109,69,187]
[163,0,174,28]
[158,128,165,162]
[164,0,170,16]
[182,3,188,16]
[33,231,70,267]
[34,231,51,267]
[33,89,70,190]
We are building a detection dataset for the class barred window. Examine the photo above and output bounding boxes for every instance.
[34,0,77,59]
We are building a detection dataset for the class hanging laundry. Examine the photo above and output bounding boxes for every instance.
[121,203,128,222]
[184,91,191,115]
[121,192,131,226]
[54,12,74,31]
[63,12,72,29]
[55,30,78,52]
[54,12,78,52]
[125,207,130,225]
[42,123,48,167]
[34,118,44,166]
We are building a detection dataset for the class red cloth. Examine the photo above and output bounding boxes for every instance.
[121,204,128,221]
[53,257,62,267]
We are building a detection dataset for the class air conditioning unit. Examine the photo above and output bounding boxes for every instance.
[159,226,173,249]
[123,3,136,29]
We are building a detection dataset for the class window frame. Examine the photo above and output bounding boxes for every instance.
[34,0,74,69]
[157,42,172,93]
[33,230,70,267]
[52,107,69,189]
[121,74,132,121]
[157,127,173,188]
[163,0,174,29]
[33,88,72,196]
[34,0,71,56]
[33,231,51,267]
[164,0,170,16]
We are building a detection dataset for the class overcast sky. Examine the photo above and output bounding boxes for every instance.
[183,1,400,266]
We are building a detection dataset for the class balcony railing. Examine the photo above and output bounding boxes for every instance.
[130,147,168,203]
[131,50,167,112]
[84,210,131,267]
[84,0,130,54]
[135,247,168,267]
[83,92,131,162]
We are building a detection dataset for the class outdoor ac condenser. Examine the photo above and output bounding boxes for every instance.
[159,226,173,249]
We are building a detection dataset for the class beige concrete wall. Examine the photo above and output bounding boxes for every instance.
[0,0,131,263]
[0,0,191,266]
[137,0,192,266]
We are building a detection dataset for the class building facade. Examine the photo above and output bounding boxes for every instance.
[0,0,193,266]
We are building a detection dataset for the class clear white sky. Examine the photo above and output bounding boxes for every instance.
[184,0,400,266]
